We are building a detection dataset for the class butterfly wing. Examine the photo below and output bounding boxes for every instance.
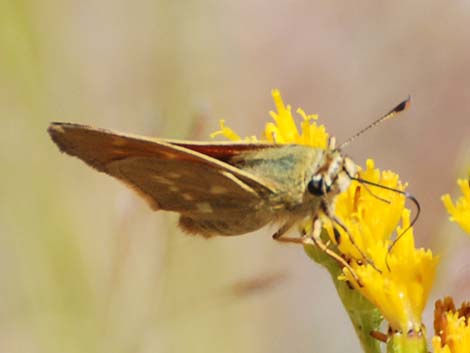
[48,123,281,221]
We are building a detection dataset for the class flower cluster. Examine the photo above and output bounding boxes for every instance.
[211,89,329,147]
[213,90,438,339]
[433,179,470,353]
[442,179,470,234]
[332,162,438,334]
[433,297,470,353]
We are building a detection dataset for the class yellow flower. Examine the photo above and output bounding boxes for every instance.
[442,179,470,233]
[213,89,439,335]
[329,160,406,257]
[433,297,470,353]
[211,89,329,147]
[333,160,439,333]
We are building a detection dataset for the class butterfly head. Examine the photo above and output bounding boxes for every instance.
[307,150,357,198]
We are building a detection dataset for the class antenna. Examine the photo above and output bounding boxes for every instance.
[338,96,411,150]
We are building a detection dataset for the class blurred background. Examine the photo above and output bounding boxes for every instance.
[1,1,470,352]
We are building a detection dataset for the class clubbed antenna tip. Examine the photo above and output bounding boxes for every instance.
[390,96,411,115]
[338,96,412,150]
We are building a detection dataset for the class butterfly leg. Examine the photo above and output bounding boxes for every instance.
[305,218,361,285]
[273,219,361,285]
[321,202,381,274]
[272,221,299,243]
[370,330,388,343]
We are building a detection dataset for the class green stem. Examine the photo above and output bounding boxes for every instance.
[386,331,427,353]
[304,241,383,353]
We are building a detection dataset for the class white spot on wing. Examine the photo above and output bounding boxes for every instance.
[162,151,177,159]
[196,202,213,213]
[153,175,174,185]
[209,185,227,194]
[182,193,194,201]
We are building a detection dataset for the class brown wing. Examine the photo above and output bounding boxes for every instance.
[48,123,280,215]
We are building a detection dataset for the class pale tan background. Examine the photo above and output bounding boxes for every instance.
[1,1,470,352]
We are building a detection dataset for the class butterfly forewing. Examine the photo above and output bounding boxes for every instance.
[48,123,281,219]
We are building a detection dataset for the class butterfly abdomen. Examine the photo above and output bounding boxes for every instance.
[178,210,274,237]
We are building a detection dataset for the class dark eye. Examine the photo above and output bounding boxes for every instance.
[308,176,328,196]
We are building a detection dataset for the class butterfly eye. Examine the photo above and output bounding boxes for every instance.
[308,175,330,196]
